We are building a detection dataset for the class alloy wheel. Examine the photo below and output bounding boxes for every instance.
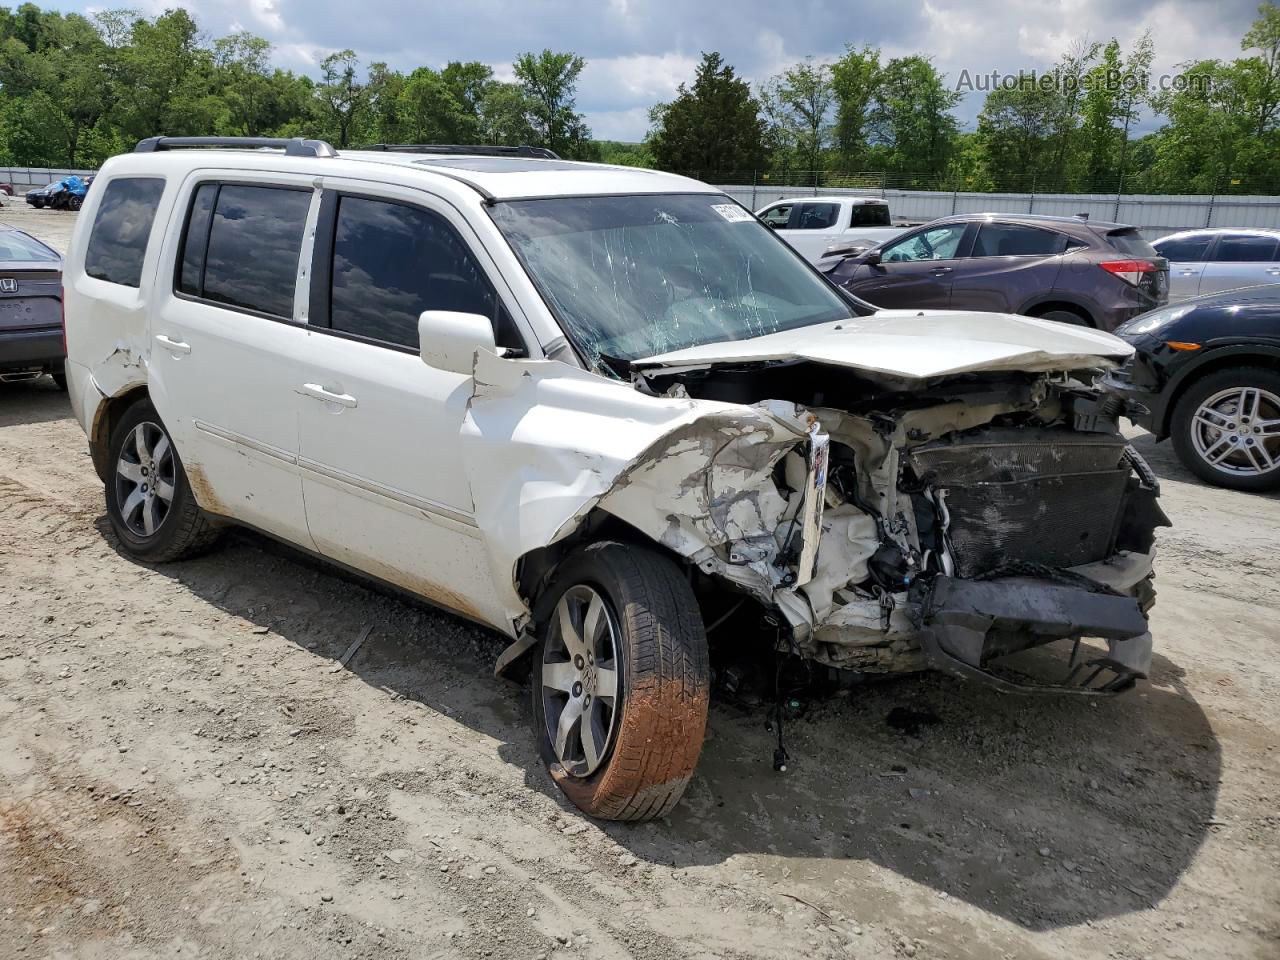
[541,585,621,777]
[1191,386,1280,477]
[114,421,176,537]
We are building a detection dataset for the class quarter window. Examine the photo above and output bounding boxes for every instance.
[177,183,311,319]
[971,223,1066,257]
[850,203,891,227]
[328,195,513,351]
[1211,234,1279,263]
[85,178,165,287]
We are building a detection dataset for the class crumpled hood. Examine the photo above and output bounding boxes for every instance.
[632,310,1134,381]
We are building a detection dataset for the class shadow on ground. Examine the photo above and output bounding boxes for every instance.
[0,376,71,427]
[98,499,1218,933]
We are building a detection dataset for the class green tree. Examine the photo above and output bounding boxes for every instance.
[830,44,881,169]
[763,57,833,176]
[869,56,961,180]
[647,51,767,177]
[974,79,1063,190]
[316,49,367,147]
[512,49,592,156]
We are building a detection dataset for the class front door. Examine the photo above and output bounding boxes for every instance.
[852,222,970,309]
[148,175,318,548]
[294,185,525,629]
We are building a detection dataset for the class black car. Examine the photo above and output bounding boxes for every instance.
[1104,285,1280,491]
[823,213,1168,332]
[25,182,57,209]
[0,224,65,388]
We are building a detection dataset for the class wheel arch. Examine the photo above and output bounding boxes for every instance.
[88,383,152,483]
[1020,296,1098,327]
[1160,346,1280,436]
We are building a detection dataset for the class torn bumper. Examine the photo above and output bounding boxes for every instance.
[916,575,1152,695]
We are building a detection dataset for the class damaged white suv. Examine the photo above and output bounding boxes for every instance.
[64,138,1168,821]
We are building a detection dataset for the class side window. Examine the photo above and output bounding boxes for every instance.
[1211,234,1279,263]
[1153,235,1212,262]
[328,195,515,351]
[850,203,891,227]
[796,202,840,230]
[971,223,1067,257]
[882,224,967,262]
[84,177,165,287]
[759,204,792,228]
[178,184,311,319]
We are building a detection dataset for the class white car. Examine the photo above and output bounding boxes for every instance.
[1152,228,1280,301]
[755,195,905,262]
[63,138,1167,821]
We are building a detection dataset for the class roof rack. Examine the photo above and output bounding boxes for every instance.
[134,136,338,158]
[365,144,560,160]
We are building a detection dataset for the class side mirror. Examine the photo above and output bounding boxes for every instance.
[863,249,882,266]
[418,310,495,375]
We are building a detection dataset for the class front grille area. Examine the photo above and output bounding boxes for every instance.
[908,429,1130,578]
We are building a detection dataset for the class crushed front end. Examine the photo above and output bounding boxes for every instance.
[631,360,1169,695]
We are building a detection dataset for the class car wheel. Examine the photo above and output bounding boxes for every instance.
[106,400,221,561]
[32,198,44,209]
[69,196,82,211]
[531,541,710,821]
[1171,367,1280,491]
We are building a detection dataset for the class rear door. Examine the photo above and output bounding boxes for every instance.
[774,201,843,261]
[1199,233,1280,296]
[1152,233,1213,300]
[148,175,318,548]
[850,222,969,309]
[949,221,1070,313]
[293,182,526,629]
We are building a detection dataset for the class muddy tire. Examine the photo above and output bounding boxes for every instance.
[105,399,221,562]
[1171,366,1280,492]
[531,541,709,821]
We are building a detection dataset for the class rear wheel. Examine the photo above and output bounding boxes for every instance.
[68,195,82,211]
[106,400,221,561]
[1171,367,1280,491]
[1029,305,1092,327]
[531,541,709,821]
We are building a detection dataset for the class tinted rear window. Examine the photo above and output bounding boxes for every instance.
[1106,228,1159,258]
[972,223,1067,257]
[1211,234,1279,263]
[1154,234,1212,262]
[850,203,891,227]
[179,184,311,319]
[84,178,165,287]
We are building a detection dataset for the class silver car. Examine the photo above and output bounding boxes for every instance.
[1153,228,1280,301]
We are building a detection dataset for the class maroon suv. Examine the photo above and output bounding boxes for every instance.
[823,213,1168,331]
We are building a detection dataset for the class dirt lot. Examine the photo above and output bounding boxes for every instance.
[1,205,1277,960]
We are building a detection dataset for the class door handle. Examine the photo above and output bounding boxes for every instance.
[155,334,191,355]
[297,383,358,408]
[932,266,953,275]
[1266,268,1280,276]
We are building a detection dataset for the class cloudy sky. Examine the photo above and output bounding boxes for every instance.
[61,0,1267,140]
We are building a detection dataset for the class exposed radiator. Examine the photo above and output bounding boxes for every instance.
[908,429,1130,578]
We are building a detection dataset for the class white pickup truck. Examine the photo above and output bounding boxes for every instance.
[756,195,907,263]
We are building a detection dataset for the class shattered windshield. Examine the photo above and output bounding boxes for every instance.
[488,193,854,366]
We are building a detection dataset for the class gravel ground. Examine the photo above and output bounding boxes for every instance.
[1,205,1277,960]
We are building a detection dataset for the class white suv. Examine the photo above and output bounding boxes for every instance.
[64,138,1168,821]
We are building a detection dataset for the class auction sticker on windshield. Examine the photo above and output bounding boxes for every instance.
[711,203,755,223]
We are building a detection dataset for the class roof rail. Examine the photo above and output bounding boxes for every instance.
[134,136,338,158]
[365,143,560,160]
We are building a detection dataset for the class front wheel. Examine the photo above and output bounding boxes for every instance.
[531,541,710,821]
[1171,367,1280,491]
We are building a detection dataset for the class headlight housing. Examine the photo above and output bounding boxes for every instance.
[1115,303,1194,338]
